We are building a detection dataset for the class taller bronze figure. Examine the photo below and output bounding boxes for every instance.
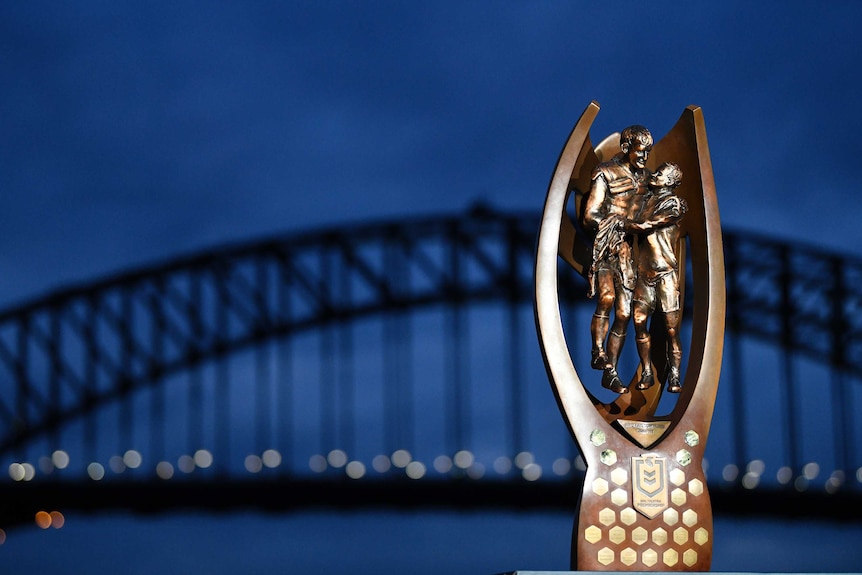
[534,102,725,571]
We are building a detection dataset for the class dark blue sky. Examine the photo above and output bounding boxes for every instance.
[2,1,861,309]
[2,2,862,572]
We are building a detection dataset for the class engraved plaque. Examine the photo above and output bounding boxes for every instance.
[633,455,668,519]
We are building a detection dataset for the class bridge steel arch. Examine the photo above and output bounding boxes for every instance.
[0,206,860,523]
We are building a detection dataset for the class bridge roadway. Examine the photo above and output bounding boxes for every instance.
[3,475,860,530]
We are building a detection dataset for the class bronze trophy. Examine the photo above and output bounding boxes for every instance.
[534,101,725,571]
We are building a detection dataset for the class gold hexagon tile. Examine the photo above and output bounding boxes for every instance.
[651,527,667,545]
[688,478,704,496]
[663,508,679,526]
[684,549,699,567]
[642,549,658,567]
[671,488,687,506]
[611,488,628,506]
[592,477,609,496]
[610,467,628,486]
[620,507,637,526]
[620,548,637,566]
[584,525,602,544]
[598,507,616,526]
[663,548,679,567]
[597,547,614,566]
[609,526,626,544]
[694,527,709,545]
[669,468,685,486]
[632,526,648,545]
[683,509,698,527]
[673,526,689,545]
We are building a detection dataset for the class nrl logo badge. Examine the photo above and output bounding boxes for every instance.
[632,455,668,519]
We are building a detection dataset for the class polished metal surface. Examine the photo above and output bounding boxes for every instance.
[535,101,725,571]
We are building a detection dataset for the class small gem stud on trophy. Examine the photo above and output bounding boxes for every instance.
[534,101,725,571]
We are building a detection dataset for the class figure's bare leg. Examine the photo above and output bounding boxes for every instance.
[590,270,615,370]
[665,310,683,393]
[602,292,631,394]
[633,302,654,390]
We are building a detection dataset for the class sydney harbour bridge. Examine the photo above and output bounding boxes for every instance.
[0,205,860,532]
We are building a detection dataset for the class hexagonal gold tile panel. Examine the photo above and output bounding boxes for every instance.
[609,526,626,544]
[673,526,689,545]
[610,467,628,486]
[584,525,602,544]
[597,547,614,566]
[611,488,628,506]
[671,488,687,506]
[651,527,667,545]
[663,548,679,567]
[669,468,685,486]
[632,526,648,545]
[683,509,698,527]
[684,549,698,567]
[642,549,658,567]
[621,548,637,566]
[598,507,615,526]
[592,477,609,496]
[694,527,709,545]
[663,508,679,526]
[620,507,637,526]
[688,478,704,496]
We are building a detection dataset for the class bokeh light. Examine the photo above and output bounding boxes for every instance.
[391,450,411,468]
[8,463,25,482]
[433,455,453,474]
[156,461,174,480]
[52,450,70,469]
[87,462,105,481]
[309,454,327,473]
[453,450,474,469]
[345,461,366,479]
[514,451,534,470]
[522,462,542,481]
[109,455,126,474]
[371,455,391,473]
[194,449,213,468]
[244,454,263,473]
[466,462,485,480]
[552,457,571,476]
[405,461,426,479]
[178,454,195,473]
[50,511,65,529]
[493,456,512,475]
[35,511,52,529]
[123,450,143,469]
[327,449,348,468]
[261,449,281,468]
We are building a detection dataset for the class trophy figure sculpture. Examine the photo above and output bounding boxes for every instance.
[534,101,725,571]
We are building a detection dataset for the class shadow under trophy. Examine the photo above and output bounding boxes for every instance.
[534,101,725,571]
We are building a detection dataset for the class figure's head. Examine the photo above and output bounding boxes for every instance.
[620,125,652,170]
[650,162,683,189]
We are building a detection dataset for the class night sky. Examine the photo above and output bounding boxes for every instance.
[2,2,862,572]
